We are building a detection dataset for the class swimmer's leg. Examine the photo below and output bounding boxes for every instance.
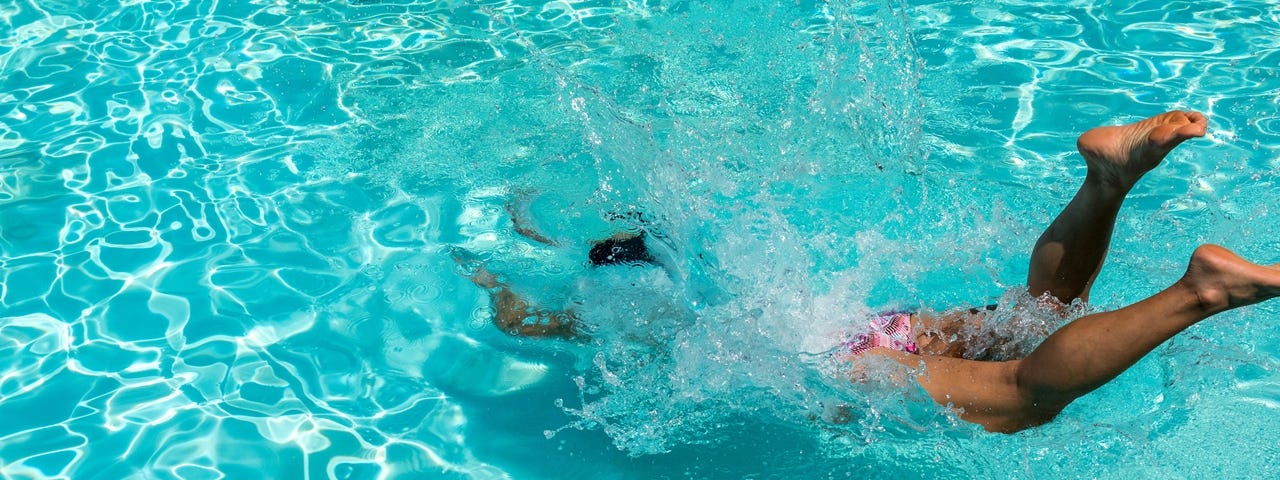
[894,245,1280,432]
[921,112,1208,358]
[1027,111,1207,304]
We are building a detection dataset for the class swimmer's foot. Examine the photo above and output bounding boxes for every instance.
[1077,110,1208,190]
[1178,245,1280,315]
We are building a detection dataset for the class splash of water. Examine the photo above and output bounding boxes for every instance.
[478,0,954,455]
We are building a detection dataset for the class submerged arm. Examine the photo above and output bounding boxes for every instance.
[491,287,579,338]
[506,192,559,246]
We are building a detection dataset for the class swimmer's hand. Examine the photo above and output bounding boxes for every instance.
[450,246,500,288]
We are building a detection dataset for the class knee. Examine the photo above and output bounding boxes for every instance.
[1009,363,1074,429]
[1006,406,1062,433]
[987,399,1066,433]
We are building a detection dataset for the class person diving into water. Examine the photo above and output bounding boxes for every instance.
[460,110,1280,433]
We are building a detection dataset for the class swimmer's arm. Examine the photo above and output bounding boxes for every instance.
[506,193,558,246]
[492,288,578,338]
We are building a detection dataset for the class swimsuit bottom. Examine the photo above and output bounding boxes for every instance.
[843,311,918,356]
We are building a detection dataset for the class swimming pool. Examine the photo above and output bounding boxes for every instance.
[2,0,1278,477]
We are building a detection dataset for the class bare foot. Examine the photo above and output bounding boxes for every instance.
[1076,110,1208,190]
[1179,244,1280,314]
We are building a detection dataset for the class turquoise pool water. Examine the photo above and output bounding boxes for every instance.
[2,0,1279,478]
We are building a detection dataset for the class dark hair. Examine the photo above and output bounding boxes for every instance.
[588,233,654,266]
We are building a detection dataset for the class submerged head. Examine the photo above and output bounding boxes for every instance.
[589,233,655,266]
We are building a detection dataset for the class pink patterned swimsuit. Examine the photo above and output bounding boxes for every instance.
[842,311,919,356]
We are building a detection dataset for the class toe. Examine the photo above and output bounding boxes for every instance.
[1177,121,1207,138]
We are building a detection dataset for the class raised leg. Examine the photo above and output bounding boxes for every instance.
[914,112,1211,360]
[1027,111,1208,303]
[896,245,1280,432]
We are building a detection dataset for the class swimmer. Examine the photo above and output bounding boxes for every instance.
[462,110,1280,433]
[462,197,659,338]
[464,229,655,338]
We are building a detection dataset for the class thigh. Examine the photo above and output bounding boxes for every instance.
[871,350,1050,432]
